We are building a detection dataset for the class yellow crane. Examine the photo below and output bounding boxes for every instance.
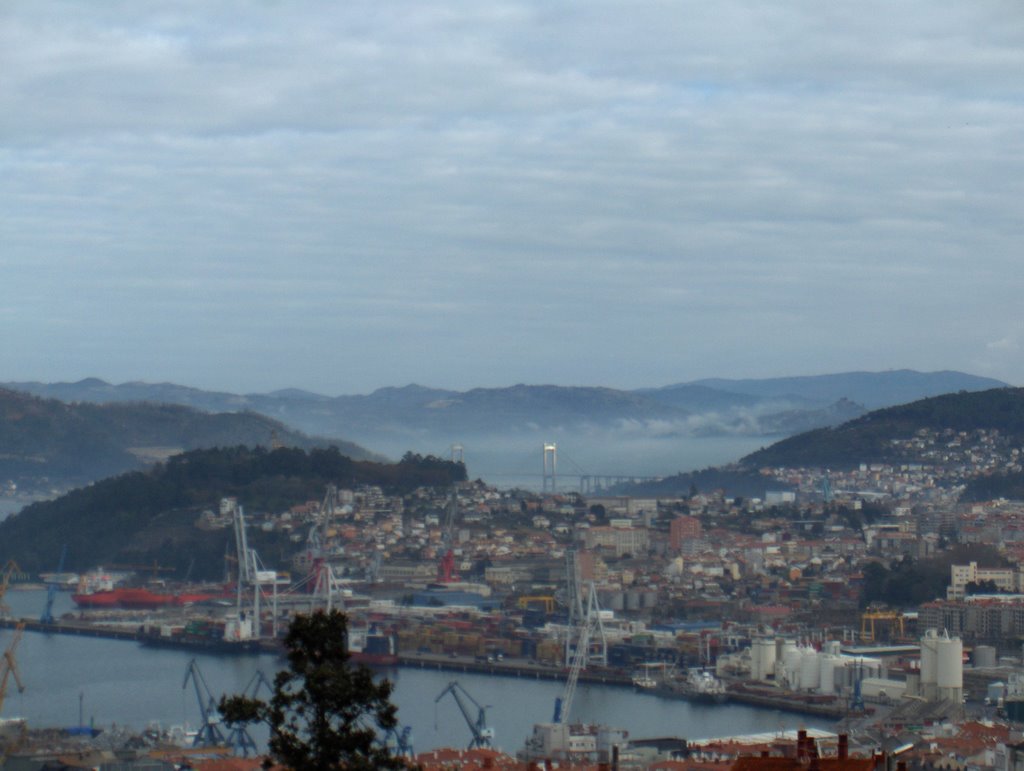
[860,609,905,643]
[0,622,25,716]
[0,561,24,618]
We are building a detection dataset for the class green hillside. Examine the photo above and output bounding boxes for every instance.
[0,445,466,576]
[741,387,1024,469]
[0,388,376,491]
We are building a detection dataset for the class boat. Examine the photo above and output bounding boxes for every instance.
[347,624,398,666]
[138,613,263,654]
[72,586,225,610]
[630,661,670,690]
[673,668,729,704]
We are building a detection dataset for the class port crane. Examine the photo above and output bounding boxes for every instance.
[183,659,227,748]
[224,669,273,756]
[434,681,494,749]
[553,607,590,724]
[0,623,26,716]
[40,545,68,625]
[553,568,606,724]
[0,561,24,618]
[382,725,414,758]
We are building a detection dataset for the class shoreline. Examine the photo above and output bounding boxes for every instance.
[0,616,851,719]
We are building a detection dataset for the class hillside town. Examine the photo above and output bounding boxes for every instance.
[6,426,1024,768]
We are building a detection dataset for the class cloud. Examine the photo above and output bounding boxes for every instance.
[2,1,1023,392]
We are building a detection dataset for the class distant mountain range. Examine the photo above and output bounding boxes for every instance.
[0,388,377,493]
[2,370,1006,448]
[0,370,1007,492]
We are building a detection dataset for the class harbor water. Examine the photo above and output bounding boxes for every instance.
[2,590,831,753]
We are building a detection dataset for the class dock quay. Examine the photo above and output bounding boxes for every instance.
[0,617,853,720]
[0,616,139,641]
[724,682,858,719]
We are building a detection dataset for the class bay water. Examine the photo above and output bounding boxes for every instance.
[3,590,830,755]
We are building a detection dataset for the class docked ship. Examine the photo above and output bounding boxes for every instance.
[347,624,398,666]
[72,587,223,610]
[71,569,225,610]
[673,668,729,704]
[631,661,671,691]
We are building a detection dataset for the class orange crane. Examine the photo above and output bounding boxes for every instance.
[0,561,24,617]
[0,622,25,716]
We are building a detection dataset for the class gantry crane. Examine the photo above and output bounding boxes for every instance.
[0,623,26,716]
[183,659,227,748]
[434,681,494,749]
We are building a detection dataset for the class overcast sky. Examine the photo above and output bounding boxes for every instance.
[2,1,1022,395]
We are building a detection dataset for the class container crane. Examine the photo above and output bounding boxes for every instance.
[553,578,605,725]
[434,681,494,749]
[553,613,590,724]
[40,545,67,625]
[0,623,25,716]
[183,659,227,748]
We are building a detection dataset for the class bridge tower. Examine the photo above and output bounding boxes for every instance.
[542,443,557,493]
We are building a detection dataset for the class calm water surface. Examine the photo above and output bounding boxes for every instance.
[3,591,830,754]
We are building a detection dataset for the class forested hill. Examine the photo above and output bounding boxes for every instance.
[740,387,1024,469]
[0,445,466,576]
[0,388,376,491]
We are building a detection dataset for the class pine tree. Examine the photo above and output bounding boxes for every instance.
[220,610,406,770]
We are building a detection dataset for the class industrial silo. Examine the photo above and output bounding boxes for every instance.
[750,637,776,681]
[819,654,840,694]
[799,648,821,692]
[937,633,963,703]
[783,646,803,690]
[974,644,997,669]
[920,629,939,701]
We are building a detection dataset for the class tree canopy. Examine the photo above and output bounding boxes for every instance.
[220,610,406,770]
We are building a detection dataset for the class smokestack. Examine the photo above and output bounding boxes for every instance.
[838,734,848,760]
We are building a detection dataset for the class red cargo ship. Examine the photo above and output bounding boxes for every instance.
[72,587,222,610]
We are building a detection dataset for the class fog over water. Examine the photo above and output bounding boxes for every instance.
[368,432,771,491]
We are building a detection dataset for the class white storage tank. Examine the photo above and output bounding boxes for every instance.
[819,654,840,694]
[783,647,803,690]
[825,640,842,656]
[800,648,821,692]
[974,644,997,669]
[751,637,776,681]
[920,629,939,699]
[937,635,963,690]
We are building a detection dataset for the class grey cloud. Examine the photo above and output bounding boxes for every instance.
[1,1,1022,393]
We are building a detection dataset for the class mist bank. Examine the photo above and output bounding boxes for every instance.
[359,429,771,491]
